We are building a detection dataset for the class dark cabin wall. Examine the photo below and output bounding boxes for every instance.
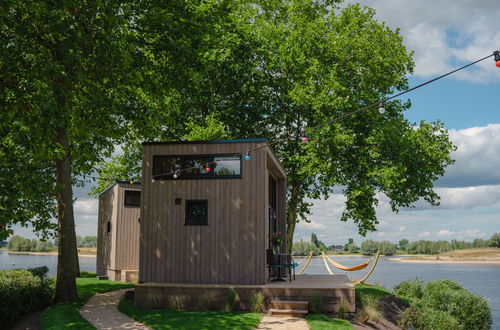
[140,141,286,285]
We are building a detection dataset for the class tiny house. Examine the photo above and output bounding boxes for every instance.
[139,139,287,285]
[96,182,141,282]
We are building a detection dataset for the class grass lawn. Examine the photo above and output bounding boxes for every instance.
[354,283,391,306]
[306,314,353,329]
[118,299,262,329]
[40,271,133,329]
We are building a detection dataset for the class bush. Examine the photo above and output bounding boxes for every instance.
[395,280,491,330]
[0,269,54,328]
[225,289,238,312]
[27,266,49,280]
[312,293,323,314]
[393,279,424,303]
[400,305,461,330]
[250,292,265,312]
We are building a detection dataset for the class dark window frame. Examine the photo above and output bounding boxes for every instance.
[152,153,242,180]
[185,199,208,226]
[124,190,141,207]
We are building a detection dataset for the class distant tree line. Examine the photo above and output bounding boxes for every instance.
[292,232,500,256]
[9,235,98,252]
[75,236,97,248]
[8,235,54,252]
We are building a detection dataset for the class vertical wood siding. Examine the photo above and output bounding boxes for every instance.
[96,185,118,276]
[114,183,141,271]
[140,141,286,285]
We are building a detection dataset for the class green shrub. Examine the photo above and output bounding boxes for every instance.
[0,269,54,328]
[250,292,265,312]
[225,289,238,312]
[421,281,491,330]
[199,292,217,310]
[27,266,49,280]
[396,280,491,330]
[393,279,424,303]
[336,301,349,319]
[400,305,461,330]
[312,293,323,314]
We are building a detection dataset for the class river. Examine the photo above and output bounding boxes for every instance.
[1,251,499,329]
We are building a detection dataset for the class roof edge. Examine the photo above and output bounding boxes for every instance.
[142,138,267,145]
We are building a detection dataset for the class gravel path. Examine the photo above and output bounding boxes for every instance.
[80,289,151,330]
[256,315,310,330]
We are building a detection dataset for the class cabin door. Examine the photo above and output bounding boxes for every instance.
[268,175,278,251]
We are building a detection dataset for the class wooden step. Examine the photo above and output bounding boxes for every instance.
[270,300,309,310]
[269,308,308,317]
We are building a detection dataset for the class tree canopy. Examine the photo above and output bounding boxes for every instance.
[92,0,455,254]
[1,0,456,301]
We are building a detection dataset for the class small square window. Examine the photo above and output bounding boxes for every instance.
[124,190,141,207]
[186,200,208,226]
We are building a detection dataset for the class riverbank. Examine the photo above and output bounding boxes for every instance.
[7,247,97,258]
[389,248,500,265]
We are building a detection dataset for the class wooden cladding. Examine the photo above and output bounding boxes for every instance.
[97,183,141,281]
[140,140,287,285]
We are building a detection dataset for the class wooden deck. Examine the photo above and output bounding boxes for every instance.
[135,275,355,313]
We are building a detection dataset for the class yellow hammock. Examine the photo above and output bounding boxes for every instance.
[323,252,376,271]
[297,251,314,275]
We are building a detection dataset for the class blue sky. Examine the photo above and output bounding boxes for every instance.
[12,0,500,246]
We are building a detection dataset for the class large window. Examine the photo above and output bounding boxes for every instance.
[153,154,241,179]
[185,200,208,226]
[124,190,141,207]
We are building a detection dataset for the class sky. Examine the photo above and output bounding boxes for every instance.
[12,0,500,246]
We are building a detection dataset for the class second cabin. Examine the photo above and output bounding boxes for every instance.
[139,139,287,285]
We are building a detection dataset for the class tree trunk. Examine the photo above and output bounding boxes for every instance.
[53,80,79,302]
[286,181,301,255]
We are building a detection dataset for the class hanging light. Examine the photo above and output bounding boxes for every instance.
[300,130,309,142]
[244,151,251,160]
[151,177,155,183]
[378,101,385,114]
[173,171,179,179]
[494,50,500,67]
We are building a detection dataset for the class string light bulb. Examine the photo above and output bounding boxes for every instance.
[151,177,155,183]
[244,151,251,160]
[494,51,500,67]
[300,130,309,142]
[378,101,385,114]
[173,171,179,179]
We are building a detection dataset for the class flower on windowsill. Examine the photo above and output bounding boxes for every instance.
[271,232,283,246]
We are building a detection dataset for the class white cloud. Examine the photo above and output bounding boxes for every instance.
[437,229,454,238]
[438,124,500,187]
[418,231,431,238]
[74,199,98,215]
[350,0,500,83]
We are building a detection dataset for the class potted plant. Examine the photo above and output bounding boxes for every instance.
[271,232,283,253]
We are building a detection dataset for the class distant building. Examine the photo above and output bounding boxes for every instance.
[96,182,140,282]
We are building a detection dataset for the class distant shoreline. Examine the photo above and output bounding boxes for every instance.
[389,257,500,265]
[6,250,96,258]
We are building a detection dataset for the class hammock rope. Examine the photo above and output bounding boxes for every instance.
[353,251,380,285]
[324,253,375,271]
[321,252,334,275]
[296,251,314,275]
